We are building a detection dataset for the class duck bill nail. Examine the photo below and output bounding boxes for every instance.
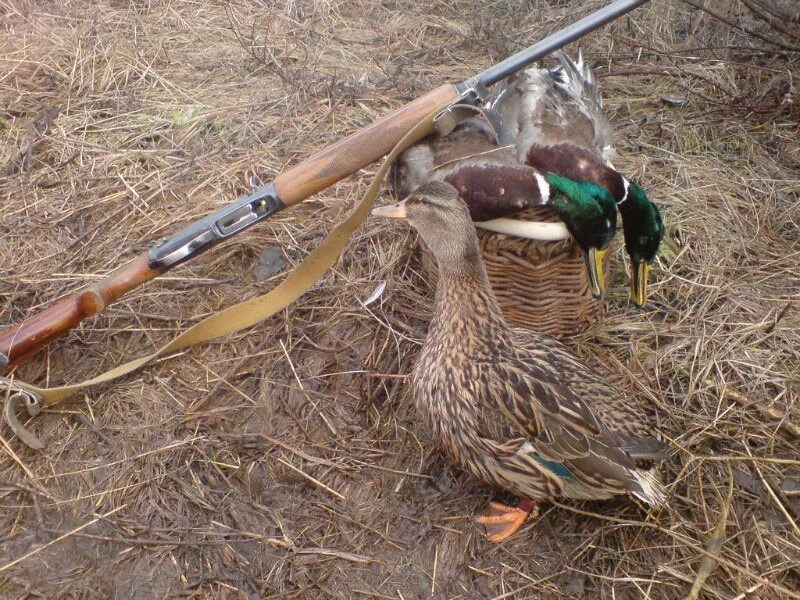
[630,262,651,307]
[585,248,606,299]
[371,200,407,219]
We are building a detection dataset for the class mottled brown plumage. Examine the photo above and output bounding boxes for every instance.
[372,181,668,541]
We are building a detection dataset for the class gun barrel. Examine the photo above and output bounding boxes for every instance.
[476,0,649,88]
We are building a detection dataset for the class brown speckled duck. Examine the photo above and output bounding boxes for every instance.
[372,181,667,541]
[491,51,665,306]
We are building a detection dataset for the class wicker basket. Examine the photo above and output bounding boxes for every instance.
[419,205,607,338]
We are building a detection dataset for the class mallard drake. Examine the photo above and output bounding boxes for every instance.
[391,114,617,297]
[372,181,667,542]
[491,51,665,306]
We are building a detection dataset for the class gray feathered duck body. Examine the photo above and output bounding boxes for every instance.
[491,52,665,306]
[492,51,617,191]
[372,182,667,541]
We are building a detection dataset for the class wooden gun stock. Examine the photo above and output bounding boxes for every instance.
[0,255,160,371]
[275,84,459,205]
[0,84,460,372]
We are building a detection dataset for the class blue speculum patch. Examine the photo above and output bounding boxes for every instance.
[532,454,575,479]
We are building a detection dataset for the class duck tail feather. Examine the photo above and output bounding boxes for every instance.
[550,49,614,160]
[631,469,667,508]
[575,48,599,105]
[620,436,671,461]
[551,49,601,109]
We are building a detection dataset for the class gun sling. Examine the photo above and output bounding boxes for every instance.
[2,103,453,449]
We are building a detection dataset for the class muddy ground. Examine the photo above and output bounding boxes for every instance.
[1,1,799,598]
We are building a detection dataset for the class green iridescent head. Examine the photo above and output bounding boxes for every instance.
[544,172,617,298]
[618,181,664,306]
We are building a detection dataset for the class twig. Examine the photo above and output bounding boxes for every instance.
[279,338,338,437]
[1,105,60,177]
[0,433,38,483]
[748,449,800,535]
[36,528,376,563]
[272,455,346,501]
[680,0,799,51]
[296,547,376,564]
[750,0,800,22]
[490,570,565,600]
[741,0,800,41]
[37,436,205,481]
[684,464,734,600]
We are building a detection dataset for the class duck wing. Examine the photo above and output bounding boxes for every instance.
[475,355,665,505]
[511,328,668,460]
[391,118,506,198]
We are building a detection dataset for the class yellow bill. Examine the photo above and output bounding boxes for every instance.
[371,200,408,219]
[584,247,606,299]
[630,261,651,307]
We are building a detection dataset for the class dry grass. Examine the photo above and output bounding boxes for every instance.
[1,0,799,598]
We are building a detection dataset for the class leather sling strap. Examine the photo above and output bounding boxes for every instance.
[2,102,451,449]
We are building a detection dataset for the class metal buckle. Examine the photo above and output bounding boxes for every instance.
[435,80,491,136]
[455,78,491,105]
[2,378,45,449]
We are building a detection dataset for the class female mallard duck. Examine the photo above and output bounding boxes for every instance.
[491,51,665,306]
[391,113,617,297]
[372,181,667,541]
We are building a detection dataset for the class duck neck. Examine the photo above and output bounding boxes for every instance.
[428,243,513,358]
[526,143,627,203]
[617,181,645,223]
[614,174,631,207]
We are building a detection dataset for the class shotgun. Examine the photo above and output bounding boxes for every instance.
[0,0,648,373]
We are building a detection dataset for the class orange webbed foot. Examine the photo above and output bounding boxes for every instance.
[474,498,540,542]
